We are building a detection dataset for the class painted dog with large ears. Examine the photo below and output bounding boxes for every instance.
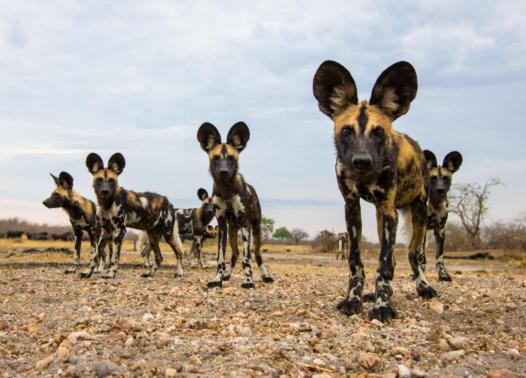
[423,150,463,281]
[313,60,437,322]
[80,152,185,279]
[43,171,101,274]
[197,122,274,288]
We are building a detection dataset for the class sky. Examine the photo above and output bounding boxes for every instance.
[0,0,525,241]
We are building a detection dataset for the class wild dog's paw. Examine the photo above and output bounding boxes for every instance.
[417,284,438,299]
[79,271,92,279]
[262,275,274,283]
[207,280,222,288]
[174,272,184,278]
[141,272,153,278]
[336,298,363,316]
[368,303,397,323]
[241,282,255,289]
[362,292,376,303]
[222,274,231,281]
[64,265,78,274]
[438,272,452,282]
[102,271,116,279]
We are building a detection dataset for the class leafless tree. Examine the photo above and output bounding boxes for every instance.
[291,228,309,244]
[449,177,502,248]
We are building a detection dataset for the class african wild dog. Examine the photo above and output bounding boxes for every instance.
[336,232,349,260]
[197,122,274,288]
[43,172,101,274]
[79,153,185,279]
[138,188,217,268]
[313,60,437,322]
[423,150,463,281]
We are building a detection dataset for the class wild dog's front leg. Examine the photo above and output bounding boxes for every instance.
[65,228,83,274]
[141,243,152,268]
[368,207,398,322]
[252,221,273,283]
[337,201,365,316]
[408,200,438,298]
[434,227,451,281]
[223,225,239,281]
[240,226,255,289]
[193,236,206,268]
[208,218,227,287]
[103,224,125,279]
[80,224,108,278]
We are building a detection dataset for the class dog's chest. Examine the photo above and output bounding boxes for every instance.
[213,194,246,219]
[428,201,448,228]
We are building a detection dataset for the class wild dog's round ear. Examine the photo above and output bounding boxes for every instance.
[197,122,221,152]
[443,151,463,173]
[227,122,250,152]
[369,61,417,120]
[58,171,74,190]
[108,153,126,175]
[197,188,209,201]
[313,60,358,119]
[50,173,60,186]
[423,150,438,171]
[86,153,104,174]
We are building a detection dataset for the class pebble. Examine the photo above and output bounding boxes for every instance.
[438,339,451,351]
[36,354,54,369]
[397,364,411,377]
[429,300,444,314]
[446,336,469,350]
[165,368,178,377]
[487,369,514,378]
[312,358,325,366]
[0,320,7,331]
[67,330,91,344]
[142,313,154,322]
[94,360,120,378]
[56,346,70,362]
[125,336,135,347]
[442,349,465,362]
[505,348,520,357]
[358,353,380,369]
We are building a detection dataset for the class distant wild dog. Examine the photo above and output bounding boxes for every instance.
[336,232,349,260]
[423,150,463,281]
[43,172,101,273]
[197,122,274,288]
[313,60,437,322]
[80,153,185,279]
[138,188,217,268]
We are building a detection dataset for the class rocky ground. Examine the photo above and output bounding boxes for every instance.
[0,242,525,377]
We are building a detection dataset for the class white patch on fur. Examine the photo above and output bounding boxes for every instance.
[231,194,245,217]
[212,196,227,217]
[335,160,344,176]
[125,212,140,225]
[381,87,399,113]
[206,135,217,150]
[330,86,348,113]
[231,134,241,148]
[140,197,149,208]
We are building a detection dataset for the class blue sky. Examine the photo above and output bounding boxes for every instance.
[0,1,525,240]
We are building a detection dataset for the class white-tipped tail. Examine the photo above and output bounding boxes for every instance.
[135,231,149,252]
[171,220,186,256]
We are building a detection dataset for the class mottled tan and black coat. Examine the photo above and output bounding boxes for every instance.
[197,122,274,288]
[313,60,437,322]
[80,153,185,279]
[43,171,100,274]
[423,150,463,281]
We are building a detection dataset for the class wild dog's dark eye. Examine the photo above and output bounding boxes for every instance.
[96,178,103,184]
[108,178,115,185]
[373,127,385,138]
[52,192,60,198]
[442,176,450,183]
[340,126,353,137]
[227,155,235,162]
[212,155,220,162]
[430,176,438,182]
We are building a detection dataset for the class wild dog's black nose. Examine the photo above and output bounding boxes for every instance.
[219,170,229,178]
[101,189,110,196]
[352,155,372,170]
[436,188,445,194]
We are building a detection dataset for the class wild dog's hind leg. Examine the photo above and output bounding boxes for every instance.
[163,228,185,278]
[408,200,438,298]
[252,221,273,283]
[141,243,152,268]
[103,221,125,279]
[65,227,83,274]
[193,236,206,268]
[434,226,451,281]
[368,206,398,322]
[337,201,365,316]
[142,231,163,278]
[80,225,109,278]
[223,225,239,281]
[208,218,227,287]
[240,226,255,289]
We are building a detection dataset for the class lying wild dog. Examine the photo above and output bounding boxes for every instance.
[138,188,216,268]
[313,60,437,322]
[80,153,185,279]
[423,150,463,281]
[336,232,349,260]
[197,122,274,288]
[43,172,101,273]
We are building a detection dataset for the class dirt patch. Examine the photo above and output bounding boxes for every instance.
[0,244,524,377]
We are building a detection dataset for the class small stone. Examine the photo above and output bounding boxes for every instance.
[165,368,178,377]
[429,300,444,314]
[438,339,451,351]
[94,360,120,377]
[505,303,517,311]
[312,358,325,366]
[505,348,520,357]
[142,313,154,322]
[443,349,465,362]
[56,346,70,362]
[0,320,7,331]
[132,359,147,371]
[358,353,380,369]
[487,369,514,378]
[397,364,411,378]
[125,337,135,347]
[391,346,409,356]
[37,312,46,321]
[370,319,384,328]
[67,330,91,344]
[446,336,469,350]
[36,354,54,369]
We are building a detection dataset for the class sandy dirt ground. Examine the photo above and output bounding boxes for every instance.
[0,240,524,377]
